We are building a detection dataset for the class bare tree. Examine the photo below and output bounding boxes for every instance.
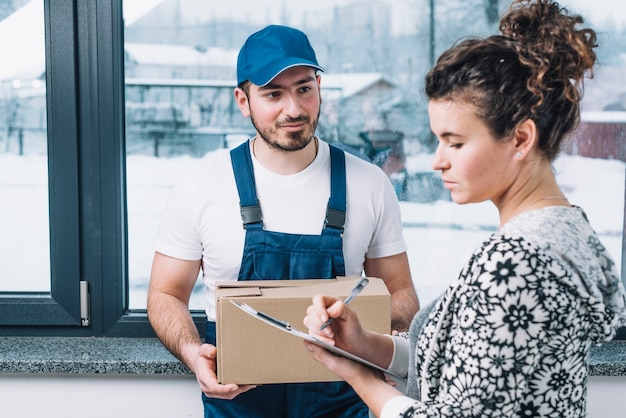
[484,0,500,24]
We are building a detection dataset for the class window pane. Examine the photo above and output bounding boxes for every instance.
[0,0,49,292]
[124,0,624,310]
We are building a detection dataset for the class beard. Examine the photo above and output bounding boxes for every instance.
[250,106,321,152]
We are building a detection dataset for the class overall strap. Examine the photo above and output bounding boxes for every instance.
[230,140,262,230]
[325,145,346,234]
[231,140,346,233]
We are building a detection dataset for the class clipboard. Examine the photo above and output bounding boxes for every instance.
[230,300,407,382]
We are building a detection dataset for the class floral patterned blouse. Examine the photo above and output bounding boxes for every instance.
[384,206,626,418]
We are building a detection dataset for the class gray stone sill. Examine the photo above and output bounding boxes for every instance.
[589,340,626,376]
[0,337,191,375]
[0,337,625,376]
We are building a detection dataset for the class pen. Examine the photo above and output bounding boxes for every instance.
[319,277,369,330]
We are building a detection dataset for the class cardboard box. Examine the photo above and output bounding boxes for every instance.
[216,276,391,385]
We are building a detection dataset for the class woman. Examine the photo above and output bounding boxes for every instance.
[302,0,626,416]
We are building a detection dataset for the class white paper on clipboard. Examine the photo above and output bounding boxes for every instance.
[230,300,407,382]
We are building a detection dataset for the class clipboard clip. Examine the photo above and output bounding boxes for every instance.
[230,300,292,331]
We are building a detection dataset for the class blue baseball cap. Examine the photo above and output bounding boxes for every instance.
[237,25,325,87]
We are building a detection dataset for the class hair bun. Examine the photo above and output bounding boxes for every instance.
[499,0,597,103]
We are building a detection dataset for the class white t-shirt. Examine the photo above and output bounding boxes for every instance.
[155,139,407,320]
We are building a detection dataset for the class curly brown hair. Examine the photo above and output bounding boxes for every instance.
[425,0,597,161]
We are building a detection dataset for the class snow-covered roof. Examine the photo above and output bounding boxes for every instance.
[321,73,396,99]
[0,0,45,81]
[125,43,237,67]
[0,0,166,81]
[581,111,626,123]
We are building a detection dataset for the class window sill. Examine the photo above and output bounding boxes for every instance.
[0,337,191,375]
[590,340,626,376]
[0,337,624,376]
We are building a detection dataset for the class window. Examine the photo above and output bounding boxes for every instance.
[0,0,49,293]
[124,0,626,314]
[0,0,86,332]
[1,0,624,338]
[0,0,145,336]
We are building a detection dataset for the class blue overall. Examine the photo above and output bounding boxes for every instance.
[202,140,369,417]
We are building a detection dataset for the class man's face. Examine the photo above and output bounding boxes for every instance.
[235,66,322,152]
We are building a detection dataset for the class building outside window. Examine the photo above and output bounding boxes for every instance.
[123,0,626,312]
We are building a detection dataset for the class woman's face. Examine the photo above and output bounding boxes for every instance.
[429,99,516,205]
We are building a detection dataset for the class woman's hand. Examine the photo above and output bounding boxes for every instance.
[303,294,366,352]
[303,339,382,384]
[303,338,402,418]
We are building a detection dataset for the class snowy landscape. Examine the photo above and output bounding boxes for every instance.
[1,0,624,312]
[1,150,623,310]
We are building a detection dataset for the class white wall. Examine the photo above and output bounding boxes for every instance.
[0,374,202,418]
[0,374,624,417]
[587,376,626,417]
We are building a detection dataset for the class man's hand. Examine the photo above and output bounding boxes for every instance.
[148,253,256,399]
[191,343,256,400]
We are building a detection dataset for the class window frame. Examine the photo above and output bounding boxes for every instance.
[0,0,622,340]
[0,0,84,333]
[0,0,205,337]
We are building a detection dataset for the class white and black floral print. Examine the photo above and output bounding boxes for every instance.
[398,206,626,418]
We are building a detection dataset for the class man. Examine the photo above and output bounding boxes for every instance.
[147,24,419,417]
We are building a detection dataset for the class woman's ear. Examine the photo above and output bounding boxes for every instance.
[513,118,537,160]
